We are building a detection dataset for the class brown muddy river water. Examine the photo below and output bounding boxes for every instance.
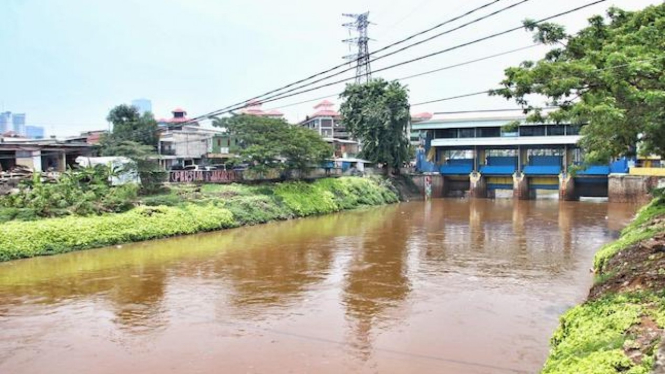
[0,199,637,374]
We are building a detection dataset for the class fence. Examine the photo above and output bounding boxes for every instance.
[167,168,343,184]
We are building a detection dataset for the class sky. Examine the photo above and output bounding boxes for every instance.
[1,0,662,137]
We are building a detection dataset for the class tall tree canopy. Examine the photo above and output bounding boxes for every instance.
[104,104,159,149]
[491,4,665,163]
[340,79,410,173]
[213,114,331,172]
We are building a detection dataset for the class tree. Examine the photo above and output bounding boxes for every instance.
[104,104,159,148]
[100,105,164,194]
[213,114,332,174]
[491,4,665,163]
[340,79,410,174]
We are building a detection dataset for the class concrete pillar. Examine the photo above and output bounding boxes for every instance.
[513,171,530,200]
[469,172,487,199]
[58,152,66,172]
[559,173,578,201]
[519,147,528,172]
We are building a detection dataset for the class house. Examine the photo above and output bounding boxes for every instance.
[299,100,360,158]
[158,108,199,129]
[0,137,93,172]
[157,125,237,170]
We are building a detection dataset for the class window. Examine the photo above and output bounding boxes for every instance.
[520,126,545,137]
[434,129,456,138]
[547,125,565,136]
[528,148,563,156]
[458,128,476,138]
[478,127,500,138]
[567,125,581,135]
[321,119,333,128]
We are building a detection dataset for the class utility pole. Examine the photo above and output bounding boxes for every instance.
[343,12,372,84]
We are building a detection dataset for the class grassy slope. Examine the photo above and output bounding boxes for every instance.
[0,177,399,262]
[542,198,665,374]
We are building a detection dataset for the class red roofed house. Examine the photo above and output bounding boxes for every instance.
[239,101,284,119]
[157,107,199,129]
[299,100,359,158]
[299,100,346,139]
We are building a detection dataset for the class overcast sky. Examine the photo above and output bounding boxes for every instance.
[1,0,661,136]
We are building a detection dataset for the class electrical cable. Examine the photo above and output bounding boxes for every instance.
[191,0,607,120]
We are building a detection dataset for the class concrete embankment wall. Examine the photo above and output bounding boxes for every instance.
[410,174,445,199]
[608,174,664,204]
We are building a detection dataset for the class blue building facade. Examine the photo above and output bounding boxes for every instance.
[413,109,627,200]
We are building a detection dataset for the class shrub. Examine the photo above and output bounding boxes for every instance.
[141,194,183,207]
[0,204,235,262]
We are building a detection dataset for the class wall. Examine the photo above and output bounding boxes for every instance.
[173,133,211,158]
[411,174,445,199]
[608,174,662,204]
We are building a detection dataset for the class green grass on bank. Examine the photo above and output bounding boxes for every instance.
[0,177,399,262]
[594,197,665,273]
[543,196,665,374]
[542,292,665,374]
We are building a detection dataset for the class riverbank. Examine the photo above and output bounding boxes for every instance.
[0,177,399,262]
[542,196,665,373]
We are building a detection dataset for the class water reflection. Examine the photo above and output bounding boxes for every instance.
[343,215,411,361]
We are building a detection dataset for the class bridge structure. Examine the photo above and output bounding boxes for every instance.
[413,109,628,200]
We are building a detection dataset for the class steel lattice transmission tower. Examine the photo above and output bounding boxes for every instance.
[343,12,372,84]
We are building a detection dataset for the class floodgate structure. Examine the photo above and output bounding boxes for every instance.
[413,109,635,201]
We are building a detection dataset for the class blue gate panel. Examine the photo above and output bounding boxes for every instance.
[480,165,516,175]
[523,165,561,176]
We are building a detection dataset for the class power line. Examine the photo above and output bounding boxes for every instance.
[188,0,507,122]
[194,0,607,119]
[264,44,540,113]
[237,0,531,113]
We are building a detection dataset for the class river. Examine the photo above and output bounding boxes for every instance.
[0,199,637,374]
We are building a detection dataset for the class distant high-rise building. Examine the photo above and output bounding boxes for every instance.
[0,112,10,134]
[0,111,26,135]
[26,126,45,139]
[12,113,26,135]
[132,98,153,115]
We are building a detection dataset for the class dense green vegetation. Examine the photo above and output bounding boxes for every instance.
[340,79,411,174]
[0,166,138,222]
[212,114,332,174]
[542,197,665,373]
[543,293,664,374]
[0,177,399,262]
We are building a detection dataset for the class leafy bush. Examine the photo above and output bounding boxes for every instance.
[224,195,292,225]
[141,194,183,207]
[0,204,234,262]
[0,166,139,219]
